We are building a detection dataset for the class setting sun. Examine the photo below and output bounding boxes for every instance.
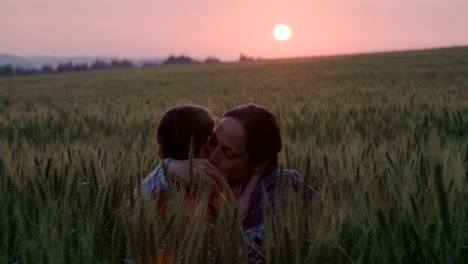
[273,24,292,41]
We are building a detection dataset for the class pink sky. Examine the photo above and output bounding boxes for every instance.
[1,0,467,60]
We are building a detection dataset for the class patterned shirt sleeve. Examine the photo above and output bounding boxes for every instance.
[140,158,172,198]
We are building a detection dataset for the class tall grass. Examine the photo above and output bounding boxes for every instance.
[0,47,467,263]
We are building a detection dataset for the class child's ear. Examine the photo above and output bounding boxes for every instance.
[157,146,162,159]
[204,136,212,155]
[197,140,210,159]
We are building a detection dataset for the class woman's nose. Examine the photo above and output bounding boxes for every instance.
[208,147,221,164]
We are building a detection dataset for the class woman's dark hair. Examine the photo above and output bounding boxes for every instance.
[157,105,215,160]
[223,104,282,176]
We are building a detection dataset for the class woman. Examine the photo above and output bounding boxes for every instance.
[148,104,319,258]
[140,104,259,218]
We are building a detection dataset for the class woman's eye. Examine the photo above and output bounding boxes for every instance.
[224,150,234,159]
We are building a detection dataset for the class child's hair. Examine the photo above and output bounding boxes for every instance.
[157,105,215,160]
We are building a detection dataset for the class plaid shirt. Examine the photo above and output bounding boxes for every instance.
[241,168,319,262]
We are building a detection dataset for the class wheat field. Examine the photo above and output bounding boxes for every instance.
[0,47,467,263]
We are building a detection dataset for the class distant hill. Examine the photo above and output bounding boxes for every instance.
[0,54,33,68]
[0,54,164,68]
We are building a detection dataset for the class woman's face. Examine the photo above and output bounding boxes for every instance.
[207,117,252,185]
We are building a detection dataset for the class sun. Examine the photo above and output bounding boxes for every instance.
[273,24,292,41]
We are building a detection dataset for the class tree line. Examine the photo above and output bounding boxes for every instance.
[0,54,261,78]
[0,59,135,77]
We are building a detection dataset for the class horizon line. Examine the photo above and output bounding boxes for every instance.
[2,43,468,63]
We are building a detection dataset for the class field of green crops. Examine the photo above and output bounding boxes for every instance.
[1,47,467,263]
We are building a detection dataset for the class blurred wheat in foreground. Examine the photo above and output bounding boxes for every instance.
[0,47,467,263]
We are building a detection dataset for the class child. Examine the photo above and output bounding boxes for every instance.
[141,105,219,217]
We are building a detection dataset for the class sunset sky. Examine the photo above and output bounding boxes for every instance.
[2,0,467,60]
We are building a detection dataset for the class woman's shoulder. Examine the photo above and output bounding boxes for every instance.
[280,169,303,182]
[262,168,320,200]
[262,168,303,188]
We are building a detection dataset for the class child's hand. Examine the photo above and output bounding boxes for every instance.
[167,159,224,191]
